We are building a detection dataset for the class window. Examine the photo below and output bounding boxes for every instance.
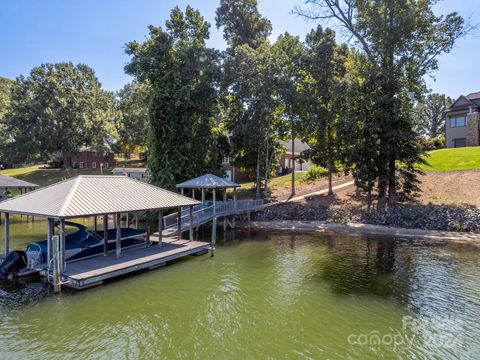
[450,115,466,128]
[92,162,97,169]
[79,162,84,169]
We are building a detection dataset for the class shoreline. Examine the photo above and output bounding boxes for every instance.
[241,220,480,245]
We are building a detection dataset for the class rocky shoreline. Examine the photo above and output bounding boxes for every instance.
[253,202,480,233]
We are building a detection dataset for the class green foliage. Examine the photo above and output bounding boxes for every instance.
[419,136,446,151]
[125,6,224,190]
[0,77,13,121]
[215,0,272,50]
[115,81,149,157]
[298,0,467,203]
[414,93,452,138]
[304,164,328,182]
[3,63,116,165]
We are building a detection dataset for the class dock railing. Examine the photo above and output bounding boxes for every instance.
[161,199,264,232]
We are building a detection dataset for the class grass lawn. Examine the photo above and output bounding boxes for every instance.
[419,146,480,172]
[1,165,112,190]
[236,172,308,198]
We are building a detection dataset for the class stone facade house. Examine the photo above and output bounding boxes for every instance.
[445,92,480,148]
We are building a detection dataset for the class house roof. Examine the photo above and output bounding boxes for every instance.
[279,139,311,154]
[0,174,38,189]
[0,175,199,218]
[176,173,240,189]
[112,167,148,174]
[448,93,480,112]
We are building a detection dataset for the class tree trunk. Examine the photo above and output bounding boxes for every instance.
[327,159,333,195]
[327,122,334,195]
[387,157,396,205]
[264,138,269,198]
[367,190,372,212]
[256,152,261,199]
[291,119,295,197]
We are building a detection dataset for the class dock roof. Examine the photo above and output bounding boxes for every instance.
[0,175,199,218]
[0,174,38,189]
[176,173,240,189]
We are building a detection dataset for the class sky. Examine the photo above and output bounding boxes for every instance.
[0,0,478,99]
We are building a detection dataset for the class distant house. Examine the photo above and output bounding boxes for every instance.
[112,167,149,182]
[221,158,251,183]
[445,92,480,148]
[71,146,116,169]
[278,139,312,173]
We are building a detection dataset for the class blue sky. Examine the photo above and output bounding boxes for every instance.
[0,0,478,99]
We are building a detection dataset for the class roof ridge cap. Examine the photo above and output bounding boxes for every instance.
[59,177,82,217]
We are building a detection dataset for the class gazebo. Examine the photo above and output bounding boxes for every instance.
[0,175,200,290]
[0,174,38,200]
[176,173,240,213]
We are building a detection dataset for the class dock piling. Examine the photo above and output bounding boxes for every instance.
[3,213,9,257]
[52,235,61,293]
[103,215,108,256]
[211,217,217,257]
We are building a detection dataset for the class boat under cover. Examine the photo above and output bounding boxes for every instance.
[26,222,147,263]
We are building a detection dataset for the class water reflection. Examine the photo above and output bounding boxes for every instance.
[0,228,479,359]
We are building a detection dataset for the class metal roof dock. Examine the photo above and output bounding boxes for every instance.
[0,175,208,292]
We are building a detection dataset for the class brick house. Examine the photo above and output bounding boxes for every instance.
[71,147,116,169]
[445,92,480,148]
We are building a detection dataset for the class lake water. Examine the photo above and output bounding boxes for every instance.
[0,217,479,359]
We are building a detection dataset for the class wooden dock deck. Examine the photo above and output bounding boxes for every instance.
[61,238,210,290]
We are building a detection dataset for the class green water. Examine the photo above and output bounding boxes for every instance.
[0,218,479,359]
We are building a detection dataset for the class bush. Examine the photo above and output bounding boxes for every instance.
[303,164,328,182]
[419,136,445,151]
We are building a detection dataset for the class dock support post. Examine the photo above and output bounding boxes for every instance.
[135,213,139,229]
[201,188,205,204]
[192,189,195,199]
[59,219,66,271]
[234,188,237,211]
[94,216,98,231]
[213,189,216,216]
[223,189,227,230]
[47,218,53,267]
[211,217,217,257]
[180,188,184,195]
[115,214,121,259]
[177,208,182,240]
[189,206,193,242]
[158,211,163,247]
[103,215,108,256]
[146,211,150,244]
[3,213,9,257]
[52,235,61,293]
[126,213,129,228]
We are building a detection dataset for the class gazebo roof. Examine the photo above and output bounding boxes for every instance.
[0,175,199,218]
[176,173,240,189]
[0,174,38,189]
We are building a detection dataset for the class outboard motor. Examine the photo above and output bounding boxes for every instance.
[0,251,27,279]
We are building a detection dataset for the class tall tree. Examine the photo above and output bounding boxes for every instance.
[125,6,223,190]
[301,26,346,195]
[116,81,149,158]
[297,0,468,204]
[215,0,272,50]
[0,77,13,122]
[273,33,306,197]
[216,0,274,198]
[414,93,452,138]
[3,63,116,166]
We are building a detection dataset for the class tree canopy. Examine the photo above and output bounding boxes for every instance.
[125,6,224,189]
[3,63,116,166]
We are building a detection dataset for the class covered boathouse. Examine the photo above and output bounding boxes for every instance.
[0,175,210,291]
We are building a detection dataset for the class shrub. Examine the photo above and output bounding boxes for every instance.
[304,164,328,182]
